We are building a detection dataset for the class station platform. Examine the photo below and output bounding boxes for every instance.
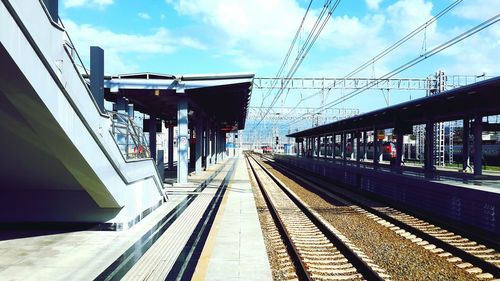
[192,156,273,281]
[274,154,500,235]
[0,156,271,280]
[289,155,500,193]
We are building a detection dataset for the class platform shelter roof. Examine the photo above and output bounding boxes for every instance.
[103,72,254,131]
[288,76,500,138]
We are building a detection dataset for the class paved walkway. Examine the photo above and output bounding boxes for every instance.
[0,161,228,281]
[193,156,272,281]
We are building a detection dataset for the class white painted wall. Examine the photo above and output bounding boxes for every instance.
[0,1,164,226]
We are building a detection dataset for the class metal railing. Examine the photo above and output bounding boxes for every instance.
[109,111,151,160]
[59,17,89,77]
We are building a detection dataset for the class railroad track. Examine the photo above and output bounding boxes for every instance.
[262,154,500,280]
[246,153,388,281]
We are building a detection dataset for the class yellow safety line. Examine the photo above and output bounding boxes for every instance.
[191,160,238,280]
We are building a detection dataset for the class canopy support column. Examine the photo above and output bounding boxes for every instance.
[195,116,203,175]
[473,115,483,176]
[177,98,189,184]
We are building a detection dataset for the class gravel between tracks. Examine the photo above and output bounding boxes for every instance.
[261,160,480,281]
[246,161,298,281]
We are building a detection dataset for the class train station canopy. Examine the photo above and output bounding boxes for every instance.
[103,72,254,131]
[288,76,500,138]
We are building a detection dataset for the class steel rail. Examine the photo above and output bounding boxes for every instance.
[247,153,385,281]
[267,156,500,278]
[246,155,312,281]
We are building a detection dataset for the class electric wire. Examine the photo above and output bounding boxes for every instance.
[259,0,314,109]
[286,13,500,128]
[252,0,342,131]
[279,0,464,121]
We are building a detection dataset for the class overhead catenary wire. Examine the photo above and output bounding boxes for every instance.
[279,0,464,120]
[252,0,342,131]
[259,0,314,108]
[266,0,341,110]
[286,13,500,127]
[264,0,332,110]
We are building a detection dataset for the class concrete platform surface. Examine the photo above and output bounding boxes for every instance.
[0,161,227,281]
[193,156,272,281]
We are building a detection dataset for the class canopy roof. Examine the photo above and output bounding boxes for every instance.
[104,72,254,130]
[288,76,500,138]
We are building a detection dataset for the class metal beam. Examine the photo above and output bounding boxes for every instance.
[253,75,493,91]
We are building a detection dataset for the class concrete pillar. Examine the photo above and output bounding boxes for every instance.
[462,118,470,171]
[220,132,224,161]
[331,134,334,158]
[424,120,435,173]
[473,115,483,176]
[168,126,174,171]
[324,135,327,158]
[116,96,127,112]
[90,46,104,112]
[349,133,354,159]
[157,150,164,183]
[395,133,404,171]
[342,132,347,162]
[332,134,336,159]
[295,139,300,157]
[127,104,134,118]
[316,136,321,158]
[363,131,368,161]
[373,129,379,166]
[356,132,361,166]
[177,98,189,184]
[305,137,311,157]
[308,137,312,157]
[216,131,221,163]
[210,125,216,165]
[222,132,226,159]
[204,121,210,168]
[212,128,219,164]
[148,117,157,162]
[42,0,58,23]
[195,117,203,175]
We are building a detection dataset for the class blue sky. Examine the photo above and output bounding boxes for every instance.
[61,0,499,133]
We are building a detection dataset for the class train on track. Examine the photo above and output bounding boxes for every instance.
[261,146,273,154]
[310,141,396,161]
[310,141,500,165]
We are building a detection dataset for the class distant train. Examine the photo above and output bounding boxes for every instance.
[404,143,500,166]
[262,146,273,154]
[308,140,500,165]
[311,141,396,161]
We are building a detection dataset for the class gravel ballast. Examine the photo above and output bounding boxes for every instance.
[261,160,480,281]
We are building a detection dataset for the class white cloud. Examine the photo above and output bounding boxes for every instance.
[63,19,206,73]
[386,0,435,36]
[440,28,500,76]
[453,0,500,21]
[138,12,151,20]
[320,14,386,50]
[63,0,114,9]
[167,0,307,70]
[164,0,497,80]
[366,0,383,10]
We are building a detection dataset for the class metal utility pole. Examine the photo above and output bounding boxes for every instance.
[432,70,446,167]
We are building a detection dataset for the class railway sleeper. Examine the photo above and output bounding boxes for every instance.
[294,241,335,246]
[309,272,362,281]
[299,249,341,256]
[475,272,494,279]
[301,253,346,261]
[302,257,349,264]
[307,263,356,270]
[308,267,359,275]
